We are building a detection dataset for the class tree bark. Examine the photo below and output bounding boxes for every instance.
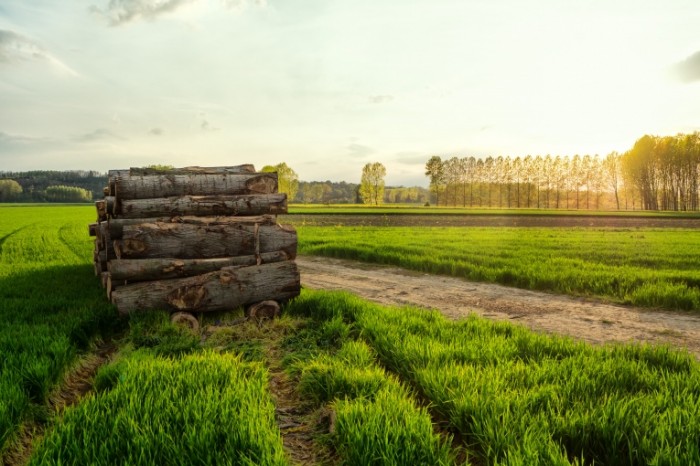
[108,251,289,281]
[96,200,107,221]
[115,173,277,200]
[108,215,276,238]
[111,261,300,314]
[128,165,255,176]
[113,222,297,259]
[116,194,287,218]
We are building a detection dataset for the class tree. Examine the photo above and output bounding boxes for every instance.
[603,152,622,210]
[424,156,444,206]
[44,185,92,202]
[262,163,299,202]
[0,179,23,202]
[359,162,386,205]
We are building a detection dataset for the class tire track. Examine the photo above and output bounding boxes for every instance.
[297,256,700,360]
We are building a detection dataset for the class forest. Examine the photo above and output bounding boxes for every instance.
[425,133,700,211]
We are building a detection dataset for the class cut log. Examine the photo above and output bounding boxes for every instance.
[108,170,129,197]
[107,251,289,281]
[247,300,280,323]
[105,196,117,217]
[88,223,98,237]
[129,165,255,176]
[113,222,297,260]
[170,312,200,331]
[111,261,301,314]
[106,275,127,301]
[115,173,277,200]
[116,194,287,219]
[108,215,276,238]
[96,200,107,221]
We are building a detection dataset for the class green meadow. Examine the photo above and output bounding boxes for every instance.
[297,225,700,310]
[2,205,699,465]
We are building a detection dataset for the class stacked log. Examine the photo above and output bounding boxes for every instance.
[88,165,300,316]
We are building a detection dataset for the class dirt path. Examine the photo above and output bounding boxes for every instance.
[297,256,700,360]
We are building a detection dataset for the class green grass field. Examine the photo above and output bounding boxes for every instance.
[2,205,700,465]
[0,205,114,453]
[297,225,700,310]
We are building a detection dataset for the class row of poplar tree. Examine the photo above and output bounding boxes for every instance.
[425,133,700,211]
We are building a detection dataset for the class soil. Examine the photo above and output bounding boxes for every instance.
[296,256,700,360]
[281,214,700,228]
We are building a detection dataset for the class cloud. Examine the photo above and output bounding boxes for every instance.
[347,143,373,158]
[76,128,125,142]
[394,151,427,165]
[671,50,700,83]
[0,29,79,76]
[221,0,267,11]
[90,0,196,26]
[368,95,394,104]
[149,127,164,135]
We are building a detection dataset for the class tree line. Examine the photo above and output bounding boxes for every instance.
[424,132,700,211]
[0,170,105,203]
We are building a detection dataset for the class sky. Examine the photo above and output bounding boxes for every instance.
[1,0,699,187]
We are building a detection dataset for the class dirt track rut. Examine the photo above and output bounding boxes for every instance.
[296,256,700,360]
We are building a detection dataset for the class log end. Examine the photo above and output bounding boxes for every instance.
[246,300,280,323]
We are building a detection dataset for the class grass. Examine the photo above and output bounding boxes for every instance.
[288,289,700,465]
[297,225,700,310]
[5,204,700,464]
[282,311,456,465]
[30,350,287,466]
[0,206,116,453]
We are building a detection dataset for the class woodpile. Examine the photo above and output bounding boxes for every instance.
[89,165,300,316]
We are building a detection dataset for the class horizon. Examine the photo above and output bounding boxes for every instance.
[2,1,700,187]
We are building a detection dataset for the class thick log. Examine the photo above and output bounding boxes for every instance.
[96,200,107,221]
[115,173,277,200]
[113,222,297,260]
[116,194,287,219]
[108,215,276,239]
[105,196,117,217]
[108,251,289,281]
[88,223,98,237]
[111,261,300,314]
[108,170,129,196]
[129,165,255,176]
[106,275,127,301]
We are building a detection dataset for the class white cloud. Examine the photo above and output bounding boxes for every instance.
[90,0,197,26]
[0,29,79,76]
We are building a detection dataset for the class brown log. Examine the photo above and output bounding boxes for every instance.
[97,221,109,248]
[171,312,200,331]
[116,194,287,218]
[96,200,107,221]
[108,170,129,196]
[129,165,255,176]
[106,275,127,301]
[105,196,117,217]
[111,261,300,314]
[100,272,109,288]
[108,215,276,239]
[103,186,110,196]
[113,222,297,260]
[114,173,277,200]
[247,300,281,323]
[107,251,289,281]
[88,223,98,237]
